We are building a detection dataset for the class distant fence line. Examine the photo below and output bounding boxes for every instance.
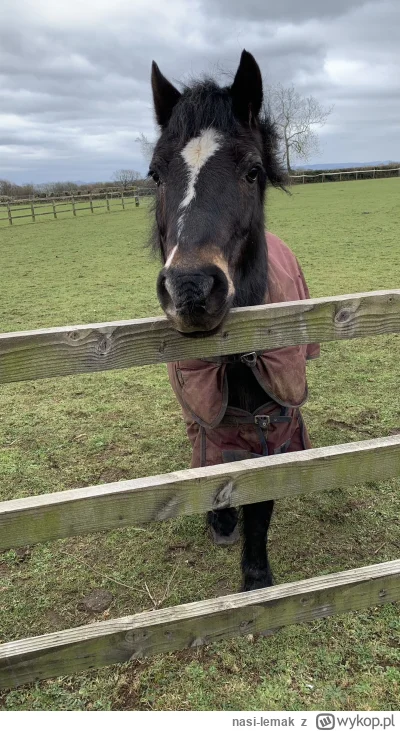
[289,167,400,184]
[0,186,156,203]
[2,169,400,226]
[0,188,154,226]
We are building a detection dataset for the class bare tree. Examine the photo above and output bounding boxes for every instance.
[135,133,155,165]
[267,85,333,173]
[112,169,142,189]
[0,179,14,198]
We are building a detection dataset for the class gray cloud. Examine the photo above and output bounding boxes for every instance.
[201,0,367,22]
[0,0,399,183]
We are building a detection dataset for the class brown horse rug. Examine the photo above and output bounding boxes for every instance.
[167,232,320,471]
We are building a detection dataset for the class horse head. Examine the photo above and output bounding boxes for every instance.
[150,50,286,335]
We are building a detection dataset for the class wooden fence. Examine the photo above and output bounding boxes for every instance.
[0,188,154,226]
[0,289,399,688]
[2,170,399,226]
[290,167,400,184]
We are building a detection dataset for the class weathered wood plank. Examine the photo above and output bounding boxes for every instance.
[1,436,399,550]
[1,559,399,689]
[0,290,399,384]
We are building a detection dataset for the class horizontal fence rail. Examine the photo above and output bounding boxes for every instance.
[0,290,399,384]
[1,435,399,551]
[2,559,399,688]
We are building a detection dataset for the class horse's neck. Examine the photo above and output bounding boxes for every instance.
[227,230,269,411]
[232,227,268,308]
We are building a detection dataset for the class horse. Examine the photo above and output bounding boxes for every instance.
[148,50,319,591]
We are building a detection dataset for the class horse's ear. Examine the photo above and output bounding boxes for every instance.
[230,50,263,124]
[151,61,181,128]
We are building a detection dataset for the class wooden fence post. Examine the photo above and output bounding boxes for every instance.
[106,193,110,212]
[89,195,94,213]
[322,174,325,183]
[30,202,35,222]
[52,199,57,219]
[302,175,305,184]
[7,203,12,226]
[135,195,139,207]
[356,172,358,180]
[121,191,125,210]
[71,197,76,217]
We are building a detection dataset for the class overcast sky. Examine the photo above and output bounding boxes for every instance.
[1,0,399,184]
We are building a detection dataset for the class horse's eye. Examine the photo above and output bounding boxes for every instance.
[246,166,260,183]
[149,170,161,185]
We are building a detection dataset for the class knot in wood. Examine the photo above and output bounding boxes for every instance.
[124,630,136,648]
[68,330,81,342]
[335,308,352,325]
[190,636,205,647]
[97,336,112,356]
[213,480,235,510]
[156,493,180,521]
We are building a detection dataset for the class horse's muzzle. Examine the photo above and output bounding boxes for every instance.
[157,265,231,335]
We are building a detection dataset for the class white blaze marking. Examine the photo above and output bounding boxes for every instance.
[165,244,178,269]
[178,127,222,239]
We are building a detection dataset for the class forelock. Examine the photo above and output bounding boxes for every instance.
[167,79,238,144]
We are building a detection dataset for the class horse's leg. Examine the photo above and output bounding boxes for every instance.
[207,508,239,545]
[241,499,274,590]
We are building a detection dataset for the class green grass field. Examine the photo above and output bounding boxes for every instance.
[0,179,399,711]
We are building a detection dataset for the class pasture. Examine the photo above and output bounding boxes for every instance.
[0,178,399,710]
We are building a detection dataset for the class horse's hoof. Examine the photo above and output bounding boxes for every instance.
[210,524,240,546]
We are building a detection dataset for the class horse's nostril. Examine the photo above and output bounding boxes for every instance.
[156,271,172,310]
[202,275,215,299]
[209,273,224,297]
